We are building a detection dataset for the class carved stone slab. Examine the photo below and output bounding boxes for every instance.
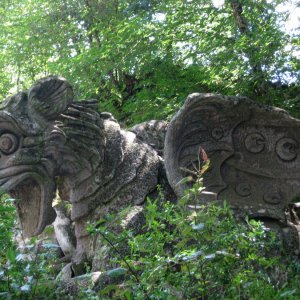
[165,93,300,221]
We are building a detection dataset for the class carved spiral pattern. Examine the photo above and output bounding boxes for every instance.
[275,137,298,161]
[244,133,265,153]
[211,126,224,140]
[263,191,281,204]
[235,183,251,197]
[0,133,19,154]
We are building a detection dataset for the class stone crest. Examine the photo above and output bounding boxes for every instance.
[165,93,300,223]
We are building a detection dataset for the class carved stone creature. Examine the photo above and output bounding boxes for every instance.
[165,93,300,252]
[165,93,300,218]
[1,78,300,276]
[0,76,161,273]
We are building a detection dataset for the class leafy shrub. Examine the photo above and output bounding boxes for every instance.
[91,183,300,300]
[0,194,61,299]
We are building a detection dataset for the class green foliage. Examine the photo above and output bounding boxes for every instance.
[0,194,61,299]
[90,187,300,299]
[0,195,15,263]
[0,0,299,124]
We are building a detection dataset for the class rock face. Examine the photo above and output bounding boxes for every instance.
[53,200,76,258]
[1,79,300,276]
[0,76,161,274]
[131,120,168,156]
[164,93,300,250]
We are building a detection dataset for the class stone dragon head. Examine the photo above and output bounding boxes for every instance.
[0,76,160,243]
[0,77,74,237]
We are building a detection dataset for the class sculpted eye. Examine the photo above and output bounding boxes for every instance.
[0,133,19,154]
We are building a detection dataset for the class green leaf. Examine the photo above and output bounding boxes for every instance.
[6,247,16,263]
[279,289,297,298]
[107,267,127,278]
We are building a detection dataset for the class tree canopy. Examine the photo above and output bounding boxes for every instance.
[0,0,299,124]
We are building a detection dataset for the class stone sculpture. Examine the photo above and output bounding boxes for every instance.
[165,93,300,252]
[0,76,161,273]
[0,77,299,276]
[165,93,300,220]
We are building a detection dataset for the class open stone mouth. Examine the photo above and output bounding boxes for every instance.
[1,171,57,238]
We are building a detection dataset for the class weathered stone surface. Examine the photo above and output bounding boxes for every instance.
[56,263,73,282]
[131,120,168,156]
[0,76,161,273]
[53,199,76,257]
[165,93,300,224]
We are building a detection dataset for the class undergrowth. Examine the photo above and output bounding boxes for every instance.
[0,178,300,299]
[0,194,60,299]
[90,193,300,300]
